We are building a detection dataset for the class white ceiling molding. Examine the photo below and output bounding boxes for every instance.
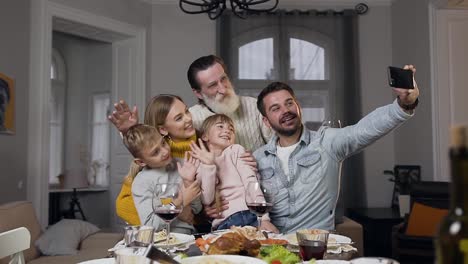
[140,0,393,7]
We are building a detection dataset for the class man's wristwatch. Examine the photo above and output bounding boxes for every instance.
[398,96,419,111]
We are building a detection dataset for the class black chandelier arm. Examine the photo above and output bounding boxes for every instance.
[233,0,278,12]
[179,0,221,14]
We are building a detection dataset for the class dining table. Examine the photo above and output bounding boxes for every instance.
[79,228,364,264]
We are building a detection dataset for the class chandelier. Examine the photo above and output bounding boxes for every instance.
[179,0,279,20]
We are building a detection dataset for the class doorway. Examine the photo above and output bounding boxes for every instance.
[29,0,146,228]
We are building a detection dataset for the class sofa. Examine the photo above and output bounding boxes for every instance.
[0,201,123,264]
[336,216,364,257]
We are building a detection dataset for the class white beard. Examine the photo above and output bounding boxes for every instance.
[202,92,241,115]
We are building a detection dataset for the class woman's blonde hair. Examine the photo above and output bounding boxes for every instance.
[199,114,235,140]
[144,94,184,131]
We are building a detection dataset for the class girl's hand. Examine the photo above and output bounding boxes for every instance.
[240,150,258,172]
[183,179,201,205]
[107,100,139,134]
[190,139,215,165]
[177,152,200,182]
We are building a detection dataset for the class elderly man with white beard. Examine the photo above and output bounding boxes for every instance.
[187,55,272,151]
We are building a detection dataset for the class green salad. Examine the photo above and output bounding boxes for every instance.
[260,245,301,264]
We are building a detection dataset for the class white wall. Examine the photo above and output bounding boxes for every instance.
[0,0,150,218]
[358,6,396,207]
[391,0,435,181]
[149,4,216,107]
[0,0,30,204]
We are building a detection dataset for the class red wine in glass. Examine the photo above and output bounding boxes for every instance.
[299,240,327,260]
[154,208,182,222]
[247,202,273,217]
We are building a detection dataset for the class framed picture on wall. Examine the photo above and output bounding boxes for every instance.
[0,72,15,134]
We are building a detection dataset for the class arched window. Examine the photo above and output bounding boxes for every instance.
[230,27,333,128]
[238,38,274,80]
[289,38,325,80]
[49,49,66,185]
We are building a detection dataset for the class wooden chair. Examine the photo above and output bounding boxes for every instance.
[0,227,31,264]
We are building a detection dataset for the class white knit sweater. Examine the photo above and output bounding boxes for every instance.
[189,96,272,151]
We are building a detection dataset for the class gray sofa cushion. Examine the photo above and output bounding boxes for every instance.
[35,219,100,255]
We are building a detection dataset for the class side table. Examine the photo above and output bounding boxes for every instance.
[348,207,403,258]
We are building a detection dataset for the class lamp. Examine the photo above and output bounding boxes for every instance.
[63,168,89,220]
[179,0,279,20]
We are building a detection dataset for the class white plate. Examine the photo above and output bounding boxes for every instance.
[78,258,115,264]
[284,233,352,247]
[350,257,399,264]
[315,261,350,264]
[176,255,267,264]
[155,232,195,248]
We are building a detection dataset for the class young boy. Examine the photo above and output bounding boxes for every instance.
[189,114,271,231]
[123,124,201,234]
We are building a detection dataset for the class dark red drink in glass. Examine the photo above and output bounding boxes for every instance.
[299,240,327,260]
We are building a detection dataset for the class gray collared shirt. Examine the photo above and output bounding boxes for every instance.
[253,100,413,234]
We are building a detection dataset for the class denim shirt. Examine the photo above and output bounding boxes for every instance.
[253,100,413,234]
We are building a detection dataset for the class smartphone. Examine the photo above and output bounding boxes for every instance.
[388,66,414,89]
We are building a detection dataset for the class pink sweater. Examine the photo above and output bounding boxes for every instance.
[197,144,263,228]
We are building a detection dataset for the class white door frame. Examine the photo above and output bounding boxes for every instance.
[28,0,146,227]
[429,4,468,182]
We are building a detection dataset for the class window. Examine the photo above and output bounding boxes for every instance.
[49,49,66,185]
[289,38,325,80]
[89,93,110,187]
[231,29,333,125]
[238,38,274,80]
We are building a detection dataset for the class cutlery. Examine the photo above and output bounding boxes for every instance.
[144,245,181,264]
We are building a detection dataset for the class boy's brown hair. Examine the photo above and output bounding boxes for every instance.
[123,124,163,159]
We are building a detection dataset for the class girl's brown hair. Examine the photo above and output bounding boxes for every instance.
[199,114,235,140]
[144,94,184,129]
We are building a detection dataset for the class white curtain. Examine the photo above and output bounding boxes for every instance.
[90,93,110,186]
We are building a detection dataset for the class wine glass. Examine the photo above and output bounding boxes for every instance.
[245,181,275,230]
[322,119,342,129]
[152,183,183,246]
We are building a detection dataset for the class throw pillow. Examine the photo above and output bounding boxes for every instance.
[405,202,448,237]
[35,219,100,255]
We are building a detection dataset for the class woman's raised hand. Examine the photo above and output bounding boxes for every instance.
[177,152,200,182]
[190,139,215,165]
[107,99,139,134]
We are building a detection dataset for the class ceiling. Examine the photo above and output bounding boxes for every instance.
[140,0,394,7]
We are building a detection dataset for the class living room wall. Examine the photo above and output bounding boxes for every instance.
[0,0,31,203]
[0,0,151,209]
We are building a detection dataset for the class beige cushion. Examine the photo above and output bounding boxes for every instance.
[80,232,123,250]
[27,247,112,264]
[336,216,363,257]
[35,219,100,255]
[0,201,42,264]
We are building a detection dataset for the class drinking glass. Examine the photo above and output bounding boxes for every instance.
[322,119,342,129]
[245,181,275,230]
[152,183,183,246]
[124,225,155,247]
[296,229,329,261]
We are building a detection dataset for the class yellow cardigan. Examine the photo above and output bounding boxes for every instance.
[115,135,197,225]
[116,175,140,225]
